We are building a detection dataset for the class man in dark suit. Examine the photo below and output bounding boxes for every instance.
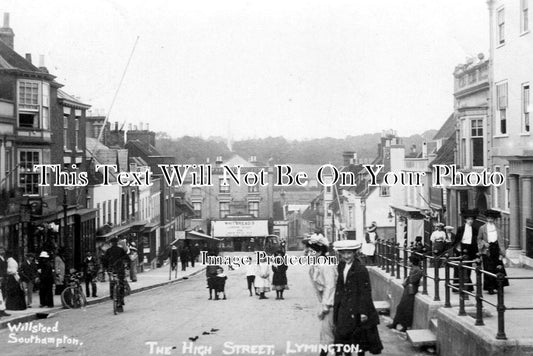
[0,247,11,317]
[451,209,479,292]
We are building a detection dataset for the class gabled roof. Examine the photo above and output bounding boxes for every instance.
[223,155,254,167]
[57,89,90,109]
[432,114,456,140]
[430,135,456,167]
[125,139,161,157]
[0,39,56,81]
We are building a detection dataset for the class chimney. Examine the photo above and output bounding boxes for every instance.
[25,53,32,64]
[146,123,149,131]
[422,142,428,158]
[0,13,14,49]
[128,123,132,131]
[215,156,223,166]
[139,122,143,131]
[342,151,356,166]
[38,54,48,73]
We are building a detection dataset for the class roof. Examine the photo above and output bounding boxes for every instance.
[0,39,56,81]
[432,114,456,140]
[86,137,129,172]
[430,135,456,167]
[125,139,161,157]
[57,89,90,109]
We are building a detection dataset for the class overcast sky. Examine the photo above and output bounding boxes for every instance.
[4,0,488,140]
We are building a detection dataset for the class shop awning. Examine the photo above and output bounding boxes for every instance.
[187,230,222,241]
[390,205,425,219]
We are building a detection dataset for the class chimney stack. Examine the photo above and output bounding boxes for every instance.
[139,122,143,131]
[38,54,49,73]
[0,13,14,49]
[25,53,32,64]
[146,123,149,131]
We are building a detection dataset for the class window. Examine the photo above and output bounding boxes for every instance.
[523,83,530,133]
[75,119,80,150]
[192,187,202,196]
[96,203,101,227]
[219,178,230,193]
[522,0,529,33]
[193,202,202,218]
[493,166,501,208]
[19,151,40,195]
[63,107,70,149]
[498,8,505,44]
[380,185,390,197]
[121,193,126,222]
[248,184,259,193]
[42,83,49,130]
[219,202,230,218]
[505,166,510,210]
[248,201,259,218]
[114,199,118,225]
[471,119,484,166]
[497,82,508,134]
[103,201,107,224]
[107,200,112,224]
[18,80,40,129]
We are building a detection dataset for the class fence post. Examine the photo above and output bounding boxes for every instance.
[377,239,382,268]
[395,243,401,280]
[422,253,428,295]
[385,241,390,274]
[403,242,409,279]
[458,259,466,316]
[434,253,440,302]
[391,242,396,277]
[444,255,451,308]
[475,261,484,326]
[495,268,507,340]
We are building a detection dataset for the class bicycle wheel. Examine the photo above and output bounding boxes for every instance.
[113,282,119,315]
[61,287,75,309]
[74,288,87,308]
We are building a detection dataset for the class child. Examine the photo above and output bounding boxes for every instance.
[213,267,227,300]
[206,264,219,300]
[245,256,256,297]
[255,256,271,299]
[271,250,288,300]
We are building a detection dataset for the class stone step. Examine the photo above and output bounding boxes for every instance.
[406,329,437,348]
[374,301,390,314]
[429,318,438,333]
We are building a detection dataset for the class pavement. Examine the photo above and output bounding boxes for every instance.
[0,261,206,329]
[384,262,533,340]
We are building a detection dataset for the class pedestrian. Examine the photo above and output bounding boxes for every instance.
[37,251,55,308]
[333,240,383,356]
[206,261,219,300]
[170,246,178,271]
[19,253,38,308]
[304,234,337,356]
[4,250,26,310]
[412,236,426,256]
[128,242,139,282]
[82,251,98,298]
[255,255,271,299]
[451,209,479,292]
[54,249,66,295]
[189,244,200,268]
[180,246,189,271]
[387,255,424,332]
[430,223,447,264]
[0,247,11,317]
[245,256,256,296]
[443,226,456,255]
[271,250,289,300]
[102,237,129,313]
[213,266,227,300]
[362,222,378,266]
[477,209,509,294]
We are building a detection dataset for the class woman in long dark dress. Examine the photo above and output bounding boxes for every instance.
[37,251,55,308]
[272,250,289,300]
[5,251,26,310]
[333,240,383,356]
[478,209,509,294]
[387,255,423,332]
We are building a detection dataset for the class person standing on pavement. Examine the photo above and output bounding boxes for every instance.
[255,255,271,299]
[0,247,11,317]
[245,256,256,296]
[19,253,38,308]
[5,250,26,310]
[189,244,200,268]
[180,246,189,271]
[37,251,55,308]
[128,243,139,282]
[54,249,66,295]
[102,237,129,313]
[387,255,423,332]
[430,223,447,261]
[304,234,337,356]
[271,250,289,300]
[82,251,98,298]
[451,209,479,292]
[477,209,509,294]
[362,223,378,266]
[333,240,383,356]
[170,246,178,271]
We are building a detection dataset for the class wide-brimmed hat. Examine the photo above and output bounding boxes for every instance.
[485,209,501,219]
[444,226,454,230]
[303,234,329,247]
[435,222,445,228]
[39,251,50,258]
[461,209,479,219]
[130,242,136,247]
[333,240,362,251]
[367,225,377,233]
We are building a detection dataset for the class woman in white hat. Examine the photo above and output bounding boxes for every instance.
[362,223,378,266]
[333,240,383,355]
[303,235,337,356]
[37,251,55,308]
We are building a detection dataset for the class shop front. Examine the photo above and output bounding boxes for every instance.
[212,219,269,251]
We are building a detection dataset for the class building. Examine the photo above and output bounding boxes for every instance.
[488,0,533,266]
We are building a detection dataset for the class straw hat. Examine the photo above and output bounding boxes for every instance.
[333,240,362,251]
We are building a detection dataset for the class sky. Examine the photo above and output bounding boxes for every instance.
[4,0,489,140]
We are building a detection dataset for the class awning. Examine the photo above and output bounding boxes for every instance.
[390,205,425,219]
[187,230,222,241]
[97,220,147,240]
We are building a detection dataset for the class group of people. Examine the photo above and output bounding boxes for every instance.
[428,208,509,294]
[170,244,201,272]
[304,233,383,356]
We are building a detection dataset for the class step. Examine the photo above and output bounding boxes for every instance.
[406,329,437,348]
[429,318,438,333]
[374,301,390,314]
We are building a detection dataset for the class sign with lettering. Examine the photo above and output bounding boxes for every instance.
[212,220,268,237]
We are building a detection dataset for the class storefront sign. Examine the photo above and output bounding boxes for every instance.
[213,220,268,237]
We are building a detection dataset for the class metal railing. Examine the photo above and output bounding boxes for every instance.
[375,239,533,340]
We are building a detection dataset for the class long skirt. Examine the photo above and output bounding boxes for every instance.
[482,242,509,292]
[392,288,415,328]
[5,275,27,310]
[39,281,54,307]
[335,326,383,355]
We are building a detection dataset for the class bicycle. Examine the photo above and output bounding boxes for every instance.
[109,272,130,314]
[61,272,87,309]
